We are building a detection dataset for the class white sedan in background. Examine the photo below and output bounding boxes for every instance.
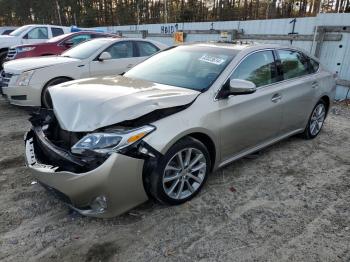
[1,38,167,107]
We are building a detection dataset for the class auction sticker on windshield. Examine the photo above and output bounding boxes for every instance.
[199,54,226,65]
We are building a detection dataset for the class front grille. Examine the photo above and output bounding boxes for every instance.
[6,48,17,60]
[2,72,13,87]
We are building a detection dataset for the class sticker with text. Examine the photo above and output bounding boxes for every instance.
[199,54,226,65]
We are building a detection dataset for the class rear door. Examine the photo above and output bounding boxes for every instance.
[89,40,140,76]
[276,49,318,133]
[219,50,284,160]
[135,41,160,64]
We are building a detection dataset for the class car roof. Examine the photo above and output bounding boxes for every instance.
[184,42,317,60]
[188,42,284,50]
[59,31,115,37]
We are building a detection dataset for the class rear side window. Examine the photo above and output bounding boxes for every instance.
[52,27,64,37]
[2,29,13,35]
[137,41,159,57]
[230,50,278,87]
[277,50,309,79]
[69,34,92,46]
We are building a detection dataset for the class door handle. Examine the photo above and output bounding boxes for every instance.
[271,94,282,103]
[311,81,319,88]
[127,64,134,68]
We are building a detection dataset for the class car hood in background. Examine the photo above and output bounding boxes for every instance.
[3,56,80,74]
[0,35,17,46]
[49,76,200,132]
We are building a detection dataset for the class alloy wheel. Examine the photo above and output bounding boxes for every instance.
[309,103,326,136]
[162,147,207,200]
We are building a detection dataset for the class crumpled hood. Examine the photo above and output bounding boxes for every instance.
[49,76,200,132]
[4,56,80,73]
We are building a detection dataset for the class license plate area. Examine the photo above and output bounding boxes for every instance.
[26,138,36,165]
[25,137,58,172]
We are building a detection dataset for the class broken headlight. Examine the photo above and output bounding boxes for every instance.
[71,125,155,155]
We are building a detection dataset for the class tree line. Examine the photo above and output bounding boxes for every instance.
[0,0,349,27]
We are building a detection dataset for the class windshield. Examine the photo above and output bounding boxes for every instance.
[9,25,32,36]
[61,38,111,59]
[124,45,237,91]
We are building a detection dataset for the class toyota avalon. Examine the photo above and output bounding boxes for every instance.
[24,43,336,217]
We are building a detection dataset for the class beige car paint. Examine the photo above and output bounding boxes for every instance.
[25,43,336,218]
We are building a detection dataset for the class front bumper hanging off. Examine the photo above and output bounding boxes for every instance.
[24,128,149,218]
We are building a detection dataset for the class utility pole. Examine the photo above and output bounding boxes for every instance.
[56,0,62,25]
[164,0,168,23]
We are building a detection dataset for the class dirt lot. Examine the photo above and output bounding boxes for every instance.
[0,97,349,262]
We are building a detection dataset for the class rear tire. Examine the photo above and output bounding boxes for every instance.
[146,137,211,205]
[301,100,327,139]
[41,77,71,108]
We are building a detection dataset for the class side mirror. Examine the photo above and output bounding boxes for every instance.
[23,34,28,39]
[98,52,112,62]
[228,79,256,95]
[218,79,257,99]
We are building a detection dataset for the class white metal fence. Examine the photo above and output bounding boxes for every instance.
[94,13,350,100]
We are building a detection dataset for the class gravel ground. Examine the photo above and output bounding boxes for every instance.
[0,98,349,262]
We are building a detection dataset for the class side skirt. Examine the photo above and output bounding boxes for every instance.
[218,129,304,169]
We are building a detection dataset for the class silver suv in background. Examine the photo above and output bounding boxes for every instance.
[24,43,336,217]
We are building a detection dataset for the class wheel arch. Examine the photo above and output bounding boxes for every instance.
[186,132,216,171]
[43,76,74,89]
[320,95,330,116]
[0,48,9,54]
[41,76,75,107]
[159,130,218,172]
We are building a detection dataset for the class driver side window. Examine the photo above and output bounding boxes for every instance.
[68,34,92,46]
[231,50,278,88]
[104,41,134,59]
[26,27,48,39]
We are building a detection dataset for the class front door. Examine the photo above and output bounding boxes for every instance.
[21,27,49,45]
[219,50,284,161]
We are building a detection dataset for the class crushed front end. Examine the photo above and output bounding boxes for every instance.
[24,109,154,218]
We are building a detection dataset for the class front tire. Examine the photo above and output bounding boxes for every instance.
[41,77,71,108]
[302,100,327,139]
[147,137,211,205]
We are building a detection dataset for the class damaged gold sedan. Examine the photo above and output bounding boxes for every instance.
[25,43,335,217]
